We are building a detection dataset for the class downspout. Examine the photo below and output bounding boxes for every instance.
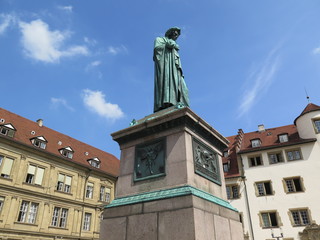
[242,174,255,240]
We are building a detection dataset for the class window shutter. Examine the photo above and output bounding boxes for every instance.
[1,158,13,175]
[28,165,36,174]
[65,176,72,185]
[34,167,44,185]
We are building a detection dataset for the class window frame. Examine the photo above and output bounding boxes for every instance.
[51,206,69,228]
[85,182,94,199]
[17,200,39,224]
[226,184,240,199]
[255,181,273,196]
[25,164,45,186]
[0,155,14,179]
[285,148,302,161]
[268,151,284,164]
[0,196,4,213]
[283,176,304,193]
[30,136,47,149]
[312,118,320,134]
[56,173,72,193]
[88,158,101,168]
[289,208,311,227]
[259,211,279,228]
[248,155,263,167]
[59,147,74,159]
[99,186,111,203]
[0,123,16,138]
[83,212,92,231]
[278,134,289,143]
[251,139,261,148]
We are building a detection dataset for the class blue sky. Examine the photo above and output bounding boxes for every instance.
[1,0,320,158]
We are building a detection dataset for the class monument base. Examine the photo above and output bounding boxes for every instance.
[100,107,244,240]
[100,185,243,240]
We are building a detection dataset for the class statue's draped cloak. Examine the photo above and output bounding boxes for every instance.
[153,37,189,112]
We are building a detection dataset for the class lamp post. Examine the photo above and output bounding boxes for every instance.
[271,228,283,240]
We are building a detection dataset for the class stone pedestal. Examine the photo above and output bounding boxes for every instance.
[100,107,244,240]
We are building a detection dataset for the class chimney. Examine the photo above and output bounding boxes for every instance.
[36,119,43,127]
[258,124,265,132]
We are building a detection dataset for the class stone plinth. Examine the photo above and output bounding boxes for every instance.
[100,107,244,240]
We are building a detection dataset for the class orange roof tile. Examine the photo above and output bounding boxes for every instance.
[0,108,120,177]
[223,124,316,179]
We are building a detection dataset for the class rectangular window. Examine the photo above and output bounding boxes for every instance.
[0,155,14,178]
[56,173,72,193]
[223,163,229,172]
[226,185,239,199]
[100,186,111,203]
[284,177,303,193]
[268,152,283,164]
[0,196,4,212]
[313,119,320,133]
[86,182,94,198]
[279,134,289,143]
[51,207,68,228]
[286,149,302,161]
[83,212,92,231]
[290,209,310,226]
[256,181,273,196]
[17,201,39,224]
[249,155,263,167]
[25,165,45,185]
[251,139,261,148]
[261,212,278,228]
[33,139,46,149]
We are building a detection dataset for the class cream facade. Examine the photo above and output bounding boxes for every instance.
[223,103,320,240]
[0,108,119,240]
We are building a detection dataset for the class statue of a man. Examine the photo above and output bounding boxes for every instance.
[153,27,189,112]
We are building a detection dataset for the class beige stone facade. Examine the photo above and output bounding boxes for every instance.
[0,108,119,240]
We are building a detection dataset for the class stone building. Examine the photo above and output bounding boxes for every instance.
[0,108,119,240]
[222,103,320,240]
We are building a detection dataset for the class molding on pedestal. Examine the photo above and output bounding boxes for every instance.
[105,185,238,212]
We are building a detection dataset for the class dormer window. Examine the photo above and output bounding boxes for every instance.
[0,123,16,138]
[251,139,261,148]
[279,134,288,143]
[88,157,100,168]
[30,136,47,149]
[59,147,74,159]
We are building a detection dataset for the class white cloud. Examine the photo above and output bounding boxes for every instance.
[82,89,124,120]
[84,37,97,46]
[51,97,75,111]
[312,47,320,55]
[19,19,89,63]
[90,61,101,67]
[58,5,73,13]
[107,45,128,55]
[237,46,281,118]
[0,14,15,35]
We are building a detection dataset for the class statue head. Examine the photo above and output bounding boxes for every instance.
[165,27,181,40]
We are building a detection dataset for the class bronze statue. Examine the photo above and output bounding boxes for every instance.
[153,27,189,112]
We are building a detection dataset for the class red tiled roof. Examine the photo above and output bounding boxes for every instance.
[0,108,120,177]
[238,124,315,153]
[294,103,320,125]
[223,124,316,179]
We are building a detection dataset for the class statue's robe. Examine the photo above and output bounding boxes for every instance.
[153,37,189,112]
